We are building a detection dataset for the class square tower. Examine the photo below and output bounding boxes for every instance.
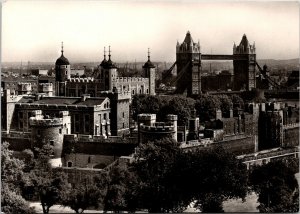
[176,31,201,96]
[233,34,256,91]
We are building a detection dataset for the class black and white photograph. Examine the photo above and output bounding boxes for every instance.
[1,0,299,213]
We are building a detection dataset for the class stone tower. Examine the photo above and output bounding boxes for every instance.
[176,31,201,96]
[142,48,156,95]
[55,42,71,96]
[233,34,256,91]
[100,46,118,91]
[29,110,71,158]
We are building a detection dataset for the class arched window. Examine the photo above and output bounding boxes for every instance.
[67,162,72,167]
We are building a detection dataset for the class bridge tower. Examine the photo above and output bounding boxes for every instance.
[176,31,201,96]
[233,34,256,91]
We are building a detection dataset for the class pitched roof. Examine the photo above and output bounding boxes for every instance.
[17,96,107,107]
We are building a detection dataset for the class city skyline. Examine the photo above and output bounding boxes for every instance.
[2,1,299,63]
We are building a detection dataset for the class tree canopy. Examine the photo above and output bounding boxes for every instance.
[249,159,299,213]
[105,138,249,213]
[1,142,35,214]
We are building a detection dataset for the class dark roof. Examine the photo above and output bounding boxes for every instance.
[100,58,107,67]
[56,53,70,65]
[104,58,117,69]
[143,59,155,68]
[239,34,249,47]
[183,31,194,46]
[17,96,107,107]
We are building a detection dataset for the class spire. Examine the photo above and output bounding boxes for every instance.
[108,45,111,60]
[61,41,64,55]
[148,48,150,61]
[103,46,106,60]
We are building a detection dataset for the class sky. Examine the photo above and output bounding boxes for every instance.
[1,0,299,63]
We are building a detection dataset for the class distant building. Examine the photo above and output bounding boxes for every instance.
[54,45,156,98]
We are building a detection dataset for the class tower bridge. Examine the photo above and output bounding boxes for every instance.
[163,31,284,97]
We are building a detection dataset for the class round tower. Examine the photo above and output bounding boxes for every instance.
[29,110,71,159]
[142,48,156,95]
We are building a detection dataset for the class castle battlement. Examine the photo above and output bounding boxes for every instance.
[68,77,95,83]
[138,114,156,121]
[114,77,148,83]
[140,123,176,132]
[100,90,131,100]
[29,117,63,127]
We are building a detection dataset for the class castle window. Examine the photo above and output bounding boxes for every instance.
[59,128,62,134]
[122,112,125,118]
[123,123,125,128]
[67,162,72,167]
[88,156,91,164]
[132,90,135,95]
[49,140,54,146]
[65,70,67,75]
[146,89,149,94]
[104,113,107,120]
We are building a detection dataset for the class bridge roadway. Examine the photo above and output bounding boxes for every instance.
[201,54,249,61]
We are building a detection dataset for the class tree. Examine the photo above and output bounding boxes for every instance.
[104,164,138,212]
[130,138,187,212]
[1,142,35,214]
[249,159,299,213]
[25,144,69,214]
[218,95,233,114]
[160,96,195,126]
[195,94,221,122]
[61,176,105,213]
[231,94,245,109]
[188,146,248,212]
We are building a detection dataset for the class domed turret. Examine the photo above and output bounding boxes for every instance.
[100,47,107,67]
[55,42,70,65]
[55,42,71,92]
[103,46,117,69]
[143,48,155,69]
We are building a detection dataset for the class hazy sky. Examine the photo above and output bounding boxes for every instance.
[2,1,299,63]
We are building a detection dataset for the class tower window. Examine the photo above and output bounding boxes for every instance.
[67,162,72,167]
[49,140,54,146]
[122,112,125,118]
[59,128,62,134]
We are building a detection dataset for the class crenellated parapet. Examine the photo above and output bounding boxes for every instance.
[114,77,148,84]
[29,117,63,127]
[140,122,176,133]
[68,77,95,82]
